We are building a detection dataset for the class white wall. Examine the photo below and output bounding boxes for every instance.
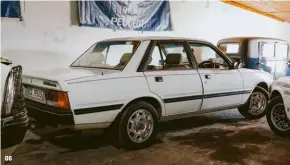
[1,0,290,72]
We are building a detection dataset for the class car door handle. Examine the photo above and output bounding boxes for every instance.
[205,74,211,79]
[155,76,163,82]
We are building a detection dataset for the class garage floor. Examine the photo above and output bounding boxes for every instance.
[6,110,290,165]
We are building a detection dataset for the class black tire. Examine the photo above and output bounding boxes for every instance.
[266,96,290,137]
[117,101,158,150]
[1,126,27,149]
[238,86,269,119]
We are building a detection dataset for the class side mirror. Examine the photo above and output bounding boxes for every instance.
[0,57,12,65]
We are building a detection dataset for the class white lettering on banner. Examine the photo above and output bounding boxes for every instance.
[110,17,144,29]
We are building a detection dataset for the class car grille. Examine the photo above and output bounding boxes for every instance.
[1,65,26,117]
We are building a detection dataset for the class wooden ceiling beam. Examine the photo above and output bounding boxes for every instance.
[221,0,286,22]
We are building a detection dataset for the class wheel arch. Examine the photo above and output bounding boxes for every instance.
[117,95,165,121]
[256,82,269,92]
[270,90,282,100]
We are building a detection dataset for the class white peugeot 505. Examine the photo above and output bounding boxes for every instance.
[266,76,290,137]
[23,37,274,149]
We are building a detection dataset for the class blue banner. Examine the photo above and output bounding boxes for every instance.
[78,0,172,31]
[1,1,21,18]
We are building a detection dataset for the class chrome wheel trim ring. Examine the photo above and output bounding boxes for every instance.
[248,92,267,115]
[5,72,15,114]
[127,109,154,144]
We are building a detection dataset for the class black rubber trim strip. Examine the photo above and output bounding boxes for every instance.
[74,90,253,114]
[74,104,123,115]
[25,99,73,115]
[164,95,203,103]
[204,90,251,99]
[163,90,252,103]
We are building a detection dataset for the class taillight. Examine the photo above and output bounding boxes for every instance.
[57,92,70,109]
[45,90,70,109]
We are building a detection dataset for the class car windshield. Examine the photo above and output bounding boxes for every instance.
[71,40,141,70]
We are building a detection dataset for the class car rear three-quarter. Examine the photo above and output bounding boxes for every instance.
[266,76,290,137]
[1,58,28,149]
[22,39,163,147]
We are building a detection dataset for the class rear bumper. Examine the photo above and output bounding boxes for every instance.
[1,112,28,129]
[25,99,112,133]
[25,99,75,127]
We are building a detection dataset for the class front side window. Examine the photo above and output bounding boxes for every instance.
[275,44,288,58]
[190,43,229,69]
[260,43,275,58]
[71,41,140,70]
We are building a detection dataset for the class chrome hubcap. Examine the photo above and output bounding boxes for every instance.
[271,103,290,131]
[127,109,154,143]
[248,92,267,115]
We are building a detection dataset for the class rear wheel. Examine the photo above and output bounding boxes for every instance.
[266,96,290,137]
[238,87,269,119]
[117,101,158,150]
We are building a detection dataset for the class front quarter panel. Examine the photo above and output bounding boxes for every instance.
[271,77,290,120]
[239,68,273,103]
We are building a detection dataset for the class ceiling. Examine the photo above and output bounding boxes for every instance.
[222,0,290,23]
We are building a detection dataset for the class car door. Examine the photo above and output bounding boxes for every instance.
[274,43,289,78]
[189,42,244,110]
[258,42,277,77]
[142,40,203,116]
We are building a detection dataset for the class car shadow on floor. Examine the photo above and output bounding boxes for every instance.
[158,113,249,133]
[169,126,290,165]
[25,112,249,152]
[20,111,290,165]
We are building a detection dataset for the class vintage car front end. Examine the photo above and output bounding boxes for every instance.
[217,37,290,79]
[1,59,28,149]
[266,76,290,137]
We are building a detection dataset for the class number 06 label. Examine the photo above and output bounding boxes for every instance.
[5,156,12,162]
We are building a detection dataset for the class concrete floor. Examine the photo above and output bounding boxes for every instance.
[5,109,290,165]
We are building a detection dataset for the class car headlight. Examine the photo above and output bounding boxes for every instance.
[2,72,15,116]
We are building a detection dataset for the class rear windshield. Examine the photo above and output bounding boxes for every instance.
[218,43,240,54]
[71,40,141,70]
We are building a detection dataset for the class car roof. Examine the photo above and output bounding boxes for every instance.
[101,36,211,43]
[218,36,289,43]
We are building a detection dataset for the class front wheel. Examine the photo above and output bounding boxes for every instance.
[266,96,290,137]
[117,101,158,150]
[238,87,269,119]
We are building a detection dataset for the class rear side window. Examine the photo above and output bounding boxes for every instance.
[218,43,239,54]
[71,41,140,70]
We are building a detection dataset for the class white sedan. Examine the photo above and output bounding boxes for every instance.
[266,76,290,137]
[23,37,273,149]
